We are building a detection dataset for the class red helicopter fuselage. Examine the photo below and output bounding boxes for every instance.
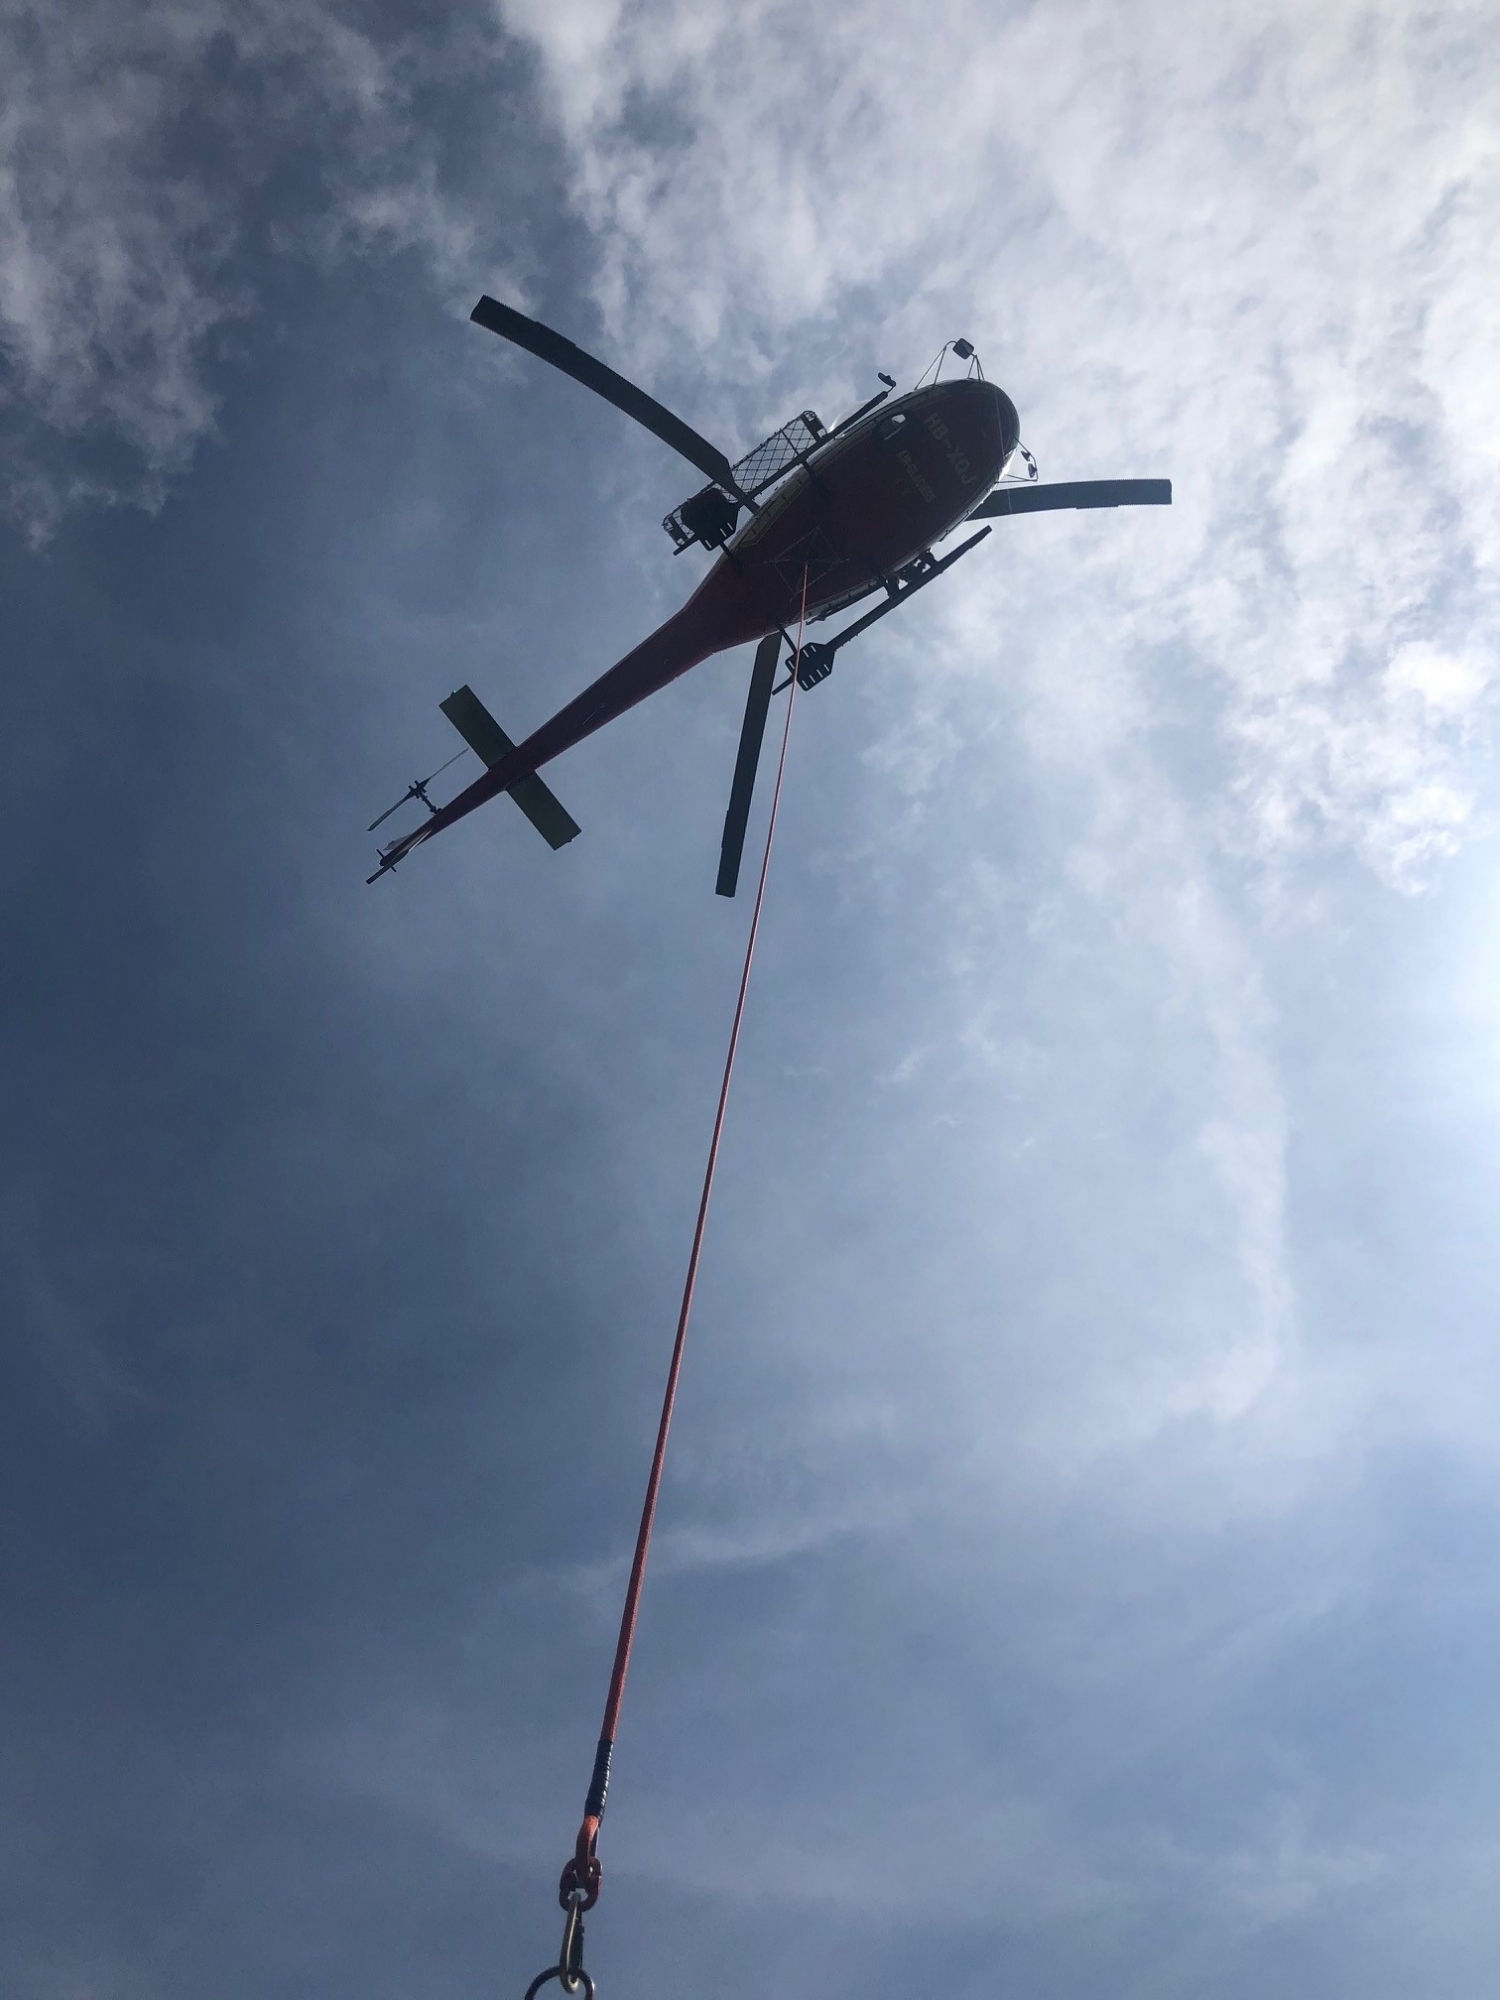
[380,376,1017,869]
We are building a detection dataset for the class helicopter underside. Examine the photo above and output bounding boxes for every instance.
[704,375,1018,645]
[373,377,1016,875]
[369,294,1170,885]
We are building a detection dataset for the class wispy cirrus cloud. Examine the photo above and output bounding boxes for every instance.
[6,11,1498,1988]
[464,2,1498,1513]
[10,0,1494,872]
[0,0,519,537]
[495,0,1500,891]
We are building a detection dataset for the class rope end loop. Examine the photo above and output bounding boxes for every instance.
[559,1815,602,1913]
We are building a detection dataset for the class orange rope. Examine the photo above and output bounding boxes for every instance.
[560,571,809,1914]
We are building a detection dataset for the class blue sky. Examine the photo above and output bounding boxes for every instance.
[2,4,1497,1996]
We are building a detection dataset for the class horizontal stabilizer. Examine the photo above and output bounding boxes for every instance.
[972,478,1172,518]
[440,685,580,850]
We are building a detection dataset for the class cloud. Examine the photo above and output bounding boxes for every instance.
[10,0,1493,867]
[0,0,517,538]
[494,0,1499,891]
[7,11,1498,1984]
[463,0,1498,1501]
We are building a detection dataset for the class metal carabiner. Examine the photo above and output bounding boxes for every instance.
[522,1886,593,2000]
[559,1887,586,1993]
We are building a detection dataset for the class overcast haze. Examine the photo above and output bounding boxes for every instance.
[3,3,1498,1996]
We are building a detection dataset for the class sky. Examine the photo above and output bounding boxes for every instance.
[2,2,1498,1996]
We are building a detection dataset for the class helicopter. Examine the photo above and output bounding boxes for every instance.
[367,296,1171,894]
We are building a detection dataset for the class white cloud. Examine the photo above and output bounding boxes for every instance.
[0,0,513,537]
[463,0,1499,1506]
[6,9,1497,1982]
[492,0,1499,892]
[10,0,1492,872]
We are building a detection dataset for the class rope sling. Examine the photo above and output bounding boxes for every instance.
[525,574,810,2000]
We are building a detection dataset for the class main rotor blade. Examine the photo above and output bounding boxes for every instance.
[971,478,1172,517]
[471,295,739,494]
[716,633,780,898]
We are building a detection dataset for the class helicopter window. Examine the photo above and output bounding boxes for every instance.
[876,411,911,449]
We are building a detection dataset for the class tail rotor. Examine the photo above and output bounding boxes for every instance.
[366,747,471,832]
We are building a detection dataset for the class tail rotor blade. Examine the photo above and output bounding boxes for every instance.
[716,634,780,898]
[368,784,422,833]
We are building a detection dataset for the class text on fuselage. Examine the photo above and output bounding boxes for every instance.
[922,411,981,488]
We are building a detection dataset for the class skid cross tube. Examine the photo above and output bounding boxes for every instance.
[775,524,992,690]
[829,523,991,653]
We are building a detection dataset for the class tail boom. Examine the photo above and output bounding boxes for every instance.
[369,583,745,880]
